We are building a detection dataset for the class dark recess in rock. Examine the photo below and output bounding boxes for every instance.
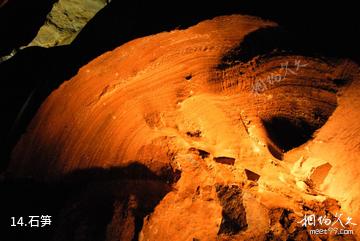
[279,209,294,229]
[185,74,192,80]
[214,157,236,165]
[216,184,248,235]
[217,9,360,71]
[186,130,202,138]
[262,117,317,152]
[217,26,291,70]
[244,169,260,182]
[198,149,210,159]
[189,148,210,159]
[333,78,349,87]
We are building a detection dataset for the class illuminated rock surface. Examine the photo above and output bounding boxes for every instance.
[28,0,107,48]
[8,15,360,240]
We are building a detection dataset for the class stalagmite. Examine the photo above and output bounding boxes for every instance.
[7,15,360,240]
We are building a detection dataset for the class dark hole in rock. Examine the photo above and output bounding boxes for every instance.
[188,148,210,159]
[161,168,182,184]
[279,209,294,229]
[302,205,312,211]
[214,156,235,165]
[195,186,200,196]
[198,149,210,159]
[269,208,284,226]
[217,26,290,70]
[186,130,201,137]
[244,169,260,182]
[333,78,348,87]
[215,184,248,235]
[185,74,192,80]
[262,117,316,152]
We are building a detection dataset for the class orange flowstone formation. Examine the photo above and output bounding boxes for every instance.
[8,15,360,240]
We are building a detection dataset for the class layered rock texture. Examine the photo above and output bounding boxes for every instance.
[7,15,360,240]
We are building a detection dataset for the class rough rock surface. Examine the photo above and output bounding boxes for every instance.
[8,15,360,240]
[28,0,107,47]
